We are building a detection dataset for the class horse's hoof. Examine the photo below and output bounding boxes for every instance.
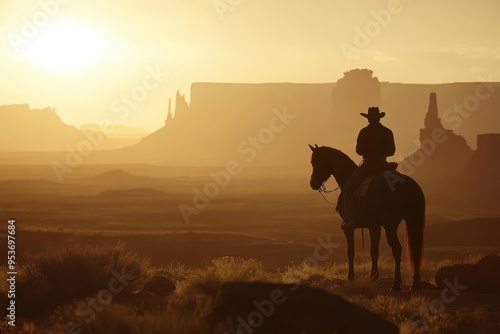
[410,285,420,292]
[348,276,354,283]
[371,274,379,282]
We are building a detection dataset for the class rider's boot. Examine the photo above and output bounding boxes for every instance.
[341,220,356,230]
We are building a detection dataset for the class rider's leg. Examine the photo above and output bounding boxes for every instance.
[343,164,370,229]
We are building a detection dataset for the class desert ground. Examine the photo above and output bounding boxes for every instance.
[0,164,499,333]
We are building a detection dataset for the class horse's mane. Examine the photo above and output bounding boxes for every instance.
[320,146,358,170]
[315,147,357,214]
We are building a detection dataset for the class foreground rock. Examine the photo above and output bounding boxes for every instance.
[142,275,176,295]
[113,275,176,312]
[435,254,500,292]
[208,281,399,334]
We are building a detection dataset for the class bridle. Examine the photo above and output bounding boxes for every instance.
[316,158,364,206]
[312,154,367,273]
[318,175,340,205]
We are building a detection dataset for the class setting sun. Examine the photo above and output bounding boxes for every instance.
[0,1,499,332]
[21,19,119,73]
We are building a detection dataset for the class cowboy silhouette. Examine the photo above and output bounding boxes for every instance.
[342,107,396,230]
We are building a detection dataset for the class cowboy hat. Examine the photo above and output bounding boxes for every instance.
[360,106,385,119]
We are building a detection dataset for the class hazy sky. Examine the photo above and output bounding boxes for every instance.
[1,0,499,130]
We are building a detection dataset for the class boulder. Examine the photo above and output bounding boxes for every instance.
[142,275,176,295]
[474,254,500,291]
[435,254,500,292]
[208,281,399,334]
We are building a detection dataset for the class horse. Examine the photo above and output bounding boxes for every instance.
[308,145,425,291]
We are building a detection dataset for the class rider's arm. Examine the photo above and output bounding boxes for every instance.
[386,129,396,157]
[356,129,366,156]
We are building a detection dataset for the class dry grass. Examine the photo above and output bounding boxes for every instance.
[1,246,497,334]
[0,242,152,319]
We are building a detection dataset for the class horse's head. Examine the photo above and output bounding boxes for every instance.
[309,144,333,190]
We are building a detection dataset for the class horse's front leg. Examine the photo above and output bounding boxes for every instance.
[344,229,355,282]
[369,226,381,282]
[385,225,402,292]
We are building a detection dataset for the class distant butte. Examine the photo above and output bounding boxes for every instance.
[0,69,499,169]
[401,92,474,178]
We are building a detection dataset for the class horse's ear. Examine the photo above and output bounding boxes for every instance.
[308,144,315,151]
[314,144,319,148]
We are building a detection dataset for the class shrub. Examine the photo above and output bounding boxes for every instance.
[178,257,267,298]
[0,242,152,318]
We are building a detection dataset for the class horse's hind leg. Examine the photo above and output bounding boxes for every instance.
[384,225,402,292]
[344,229,355,282]
[369,226,381,282]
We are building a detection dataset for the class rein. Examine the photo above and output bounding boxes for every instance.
[318,176,340,205]
[317,173,367,275]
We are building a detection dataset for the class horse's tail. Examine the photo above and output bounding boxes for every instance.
[404,184,425,275]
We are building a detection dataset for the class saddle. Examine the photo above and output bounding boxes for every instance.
[354,162,399,222]
[357,162,398,198]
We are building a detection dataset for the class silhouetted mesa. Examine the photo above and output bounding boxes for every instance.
[0,104,147,152]
[461,133,500,190]
[332,69,381,117]
[2,71,499,167]
[121,83,335,165]
[470,133,500,174]
[0,104,106,151]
